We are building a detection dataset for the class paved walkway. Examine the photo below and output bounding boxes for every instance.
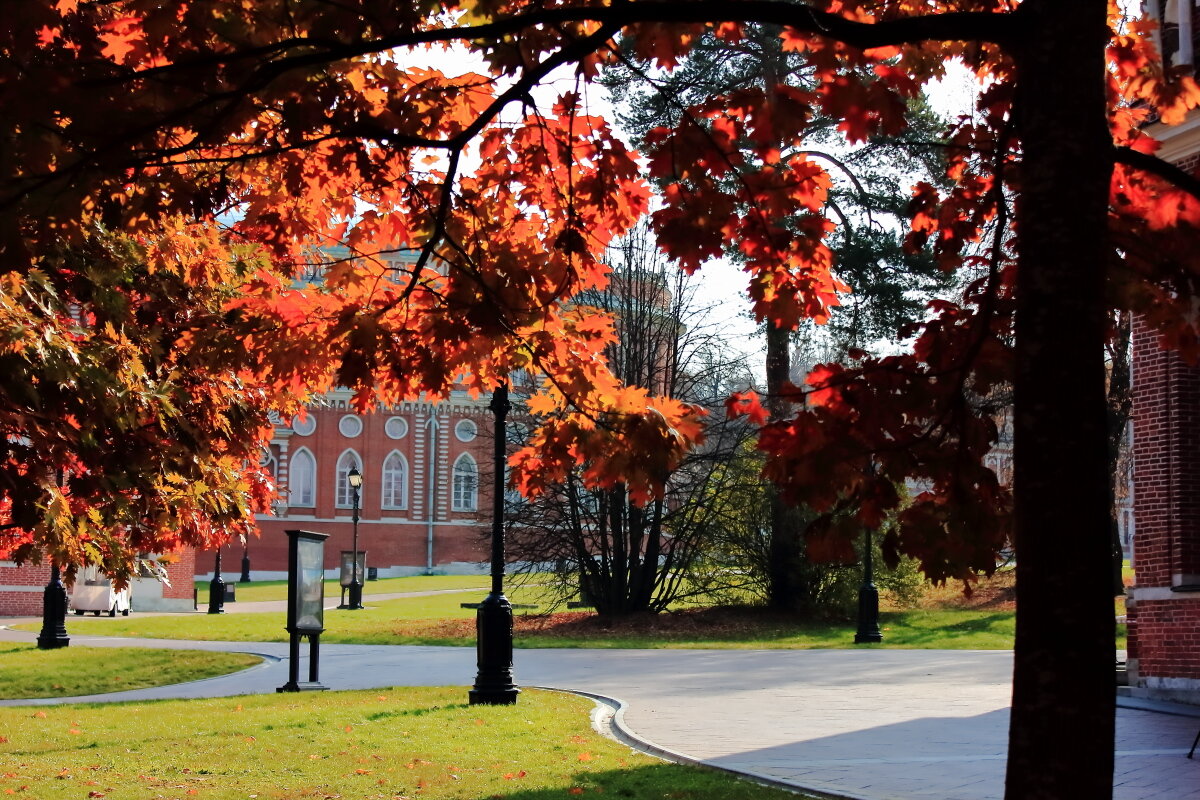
[1,623,1197,800]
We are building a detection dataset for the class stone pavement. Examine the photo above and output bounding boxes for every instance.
[1,623,1197,800]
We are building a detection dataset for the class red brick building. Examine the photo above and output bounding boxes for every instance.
[1129,316,1200,704]
[0,549,197,616]
[200,389,492,582]
[1126,1,1200,706]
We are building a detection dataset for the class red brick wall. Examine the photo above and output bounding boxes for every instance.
[162,547,196,600]
[1129,317,1200,700]
[0,561,51,616]
[214,517,487,577]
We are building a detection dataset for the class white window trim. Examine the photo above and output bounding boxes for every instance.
[339,414,363,438]
[381,450,409,510]
[335,449,363,509]
[385,416,409,440]
[288,447,316,508]
[452,453,478,512]
[455,418,478,443]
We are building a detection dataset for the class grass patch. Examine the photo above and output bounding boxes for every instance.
[24,569,1127,650]
[227,574,490,603]
[0,687,806,800]
[0,644,261,700]
[44,597,1021,649]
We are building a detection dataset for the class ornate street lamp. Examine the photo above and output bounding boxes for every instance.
[854,527,883,644]
[37,560,70,649]
[208,548,225,614]
[469,382,519,705]
[345,466,364,610]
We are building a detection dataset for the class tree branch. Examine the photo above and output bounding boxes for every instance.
[1114,144,1200,200]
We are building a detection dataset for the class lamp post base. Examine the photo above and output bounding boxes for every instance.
[37,569,70,650]
[469,592,519,705]
[854,583,883,643]
[344,580,363,610]
[208,575,225,614]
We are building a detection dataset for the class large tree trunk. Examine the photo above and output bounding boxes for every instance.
[1006,1,1116,797]
[765,320,804,610]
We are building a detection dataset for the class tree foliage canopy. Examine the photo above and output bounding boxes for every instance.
[3,3,1199,791]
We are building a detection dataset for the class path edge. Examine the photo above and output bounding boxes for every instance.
[529,685,866,800]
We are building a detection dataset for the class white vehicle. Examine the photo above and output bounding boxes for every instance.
[70,566,131,617]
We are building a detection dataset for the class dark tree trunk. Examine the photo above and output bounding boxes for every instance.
[1006,1,1116,797]
[765,320,803,610]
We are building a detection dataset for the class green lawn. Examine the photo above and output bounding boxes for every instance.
[0,644,261,700]
[0,687,808,800]
[36,591,1037,649]
[224,573,490,603]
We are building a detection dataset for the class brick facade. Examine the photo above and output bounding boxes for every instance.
[1128,316,1200,704]
[199,391,492,582]
[0,561,52,616]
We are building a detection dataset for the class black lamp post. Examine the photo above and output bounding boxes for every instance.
[240,541,252,583]
[470,382,519,705]
[346,466,364,610]
[37,560,70,649]
[208,549,225,614]
[854,527,883,643]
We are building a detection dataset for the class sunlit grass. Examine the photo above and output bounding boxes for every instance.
[36,595,1025,649]
[19,569,1128,651]
[228,573,491,603]
[0,687,808,800]
[0,644,260,700]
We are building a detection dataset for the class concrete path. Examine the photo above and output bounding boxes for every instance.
[1,624,1197,800]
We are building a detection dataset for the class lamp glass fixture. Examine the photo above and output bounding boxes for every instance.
[347,466,363,489]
